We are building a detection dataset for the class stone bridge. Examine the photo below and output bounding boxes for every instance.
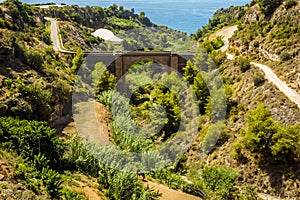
[46,18,194,77]
[85,51,195,79]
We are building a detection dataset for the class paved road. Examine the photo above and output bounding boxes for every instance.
[45,17,59,51]
[73,101,110,146]
[47,17,300,109]
[226,52,300,109]
[214,25,300,110]
[250,62,300,109]
[45,17,196,57]
[45,17,76,54]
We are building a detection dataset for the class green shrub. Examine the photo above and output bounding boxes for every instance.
[211,36,224,50]
[201,166,238,199]
[66,137,161,199]
[238,104,300,162]
[153,168,186,190]
[71,12,83,23]
[201,40,215,53]
[111,119,154,153]
[0,103,8,115]
[284,0,298,9]
[202,121,224,154]
[17,84,52,120]
[0,117,64,167]
[71,48,84,72]
[97,90,113,110]
[271,26,295,39]
[33,153,49,171]
[237,57,251,72]
[271,124,300,161]
[107,16,140,29]
[257,0,283,16]
[240,184,260,200]
[40,31,51,45]
[13,41,27,63]
[0,18,5,28]
[182,184,205,198]
[13,162,42,194]
[280,51,291,61]
[61,188,88,200]
[41,168,63,199]
[253,73,265,86]
[210,50,227,66]
[232,141,245,161]
[25,50,44,68]
[92,62,116,95]
[242,104,279,154]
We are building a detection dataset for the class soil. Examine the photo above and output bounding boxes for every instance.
[144,181,202,200]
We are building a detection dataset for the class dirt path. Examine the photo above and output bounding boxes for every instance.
[144,181,202,200]
[214,25,300,110]
[225,51,300,109]
[250,62,300,109]
[73,101,111,145]
[258,193,286,200]
[209,25,238,52]
[73,174,106,200]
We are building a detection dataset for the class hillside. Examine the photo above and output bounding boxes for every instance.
[191,0,300,198]
[0,1,180,199]
[0,1,74,123]
[0,0,300,200]
[37,3,195,51]
[229,0,300,93]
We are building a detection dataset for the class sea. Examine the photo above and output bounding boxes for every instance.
[20,0,250,34]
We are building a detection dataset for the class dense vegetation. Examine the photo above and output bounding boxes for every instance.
[0,0,299,199]
[0,117,162,199]
[0,0,195,199]
[90,45,260,199]
[0,0,75,122]
[233,104,300,163]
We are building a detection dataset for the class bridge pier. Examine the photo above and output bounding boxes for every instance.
[115,57,123,80]
[170,53,179,71]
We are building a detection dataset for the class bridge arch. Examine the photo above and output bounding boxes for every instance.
[84,51,194,79]
[123,56,171,70]
[115,51,180,79]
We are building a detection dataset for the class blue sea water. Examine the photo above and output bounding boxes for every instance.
[21,0,250,34]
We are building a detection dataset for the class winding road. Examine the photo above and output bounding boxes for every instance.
[226,53,300,109]
[46,17,299,199]
[46,17,300,109]
[250,62,300,109]
[45,17,74,53]
[215,26,300,109]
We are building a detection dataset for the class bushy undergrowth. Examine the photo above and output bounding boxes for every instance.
[186,164,257,200]
[66,136,162,200]
[0,116,162,199]
[0,117,64,166]
[284,0,298,9]
[233,104,300,162]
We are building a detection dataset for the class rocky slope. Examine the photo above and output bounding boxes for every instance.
[188,1,300,198]
[0,1,74,123]
[229,0,300,93]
